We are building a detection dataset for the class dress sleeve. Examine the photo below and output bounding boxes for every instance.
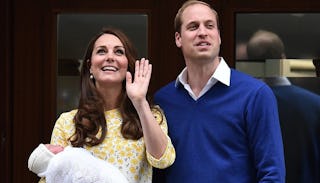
[38,177,45,183]
[146,106,176,169]
[50,111,76,147]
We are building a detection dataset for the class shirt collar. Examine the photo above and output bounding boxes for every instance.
[175,57,231,87]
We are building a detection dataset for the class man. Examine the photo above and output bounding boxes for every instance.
[247,29,320,183]
[153,1,285,182]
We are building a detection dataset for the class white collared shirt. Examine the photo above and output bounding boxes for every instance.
[175,57,231,100]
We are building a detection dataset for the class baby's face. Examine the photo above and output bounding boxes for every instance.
[45,144,64,154]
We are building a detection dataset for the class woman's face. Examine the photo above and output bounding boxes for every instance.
[90,33,128,89]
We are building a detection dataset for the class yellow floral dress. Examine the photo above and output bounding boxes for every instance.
[39,107,175,183]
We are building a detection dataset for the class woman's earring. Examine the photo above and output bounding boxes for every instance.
[90,74,94,80]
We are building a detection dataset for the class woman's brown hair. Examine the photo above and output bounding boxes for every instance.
[70,27,161,147]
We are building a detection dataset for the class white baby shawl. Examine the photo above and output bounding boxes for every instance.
[39,146,129,183]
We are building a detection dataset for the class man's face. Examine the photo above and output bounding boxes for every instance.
[175,3,221,62]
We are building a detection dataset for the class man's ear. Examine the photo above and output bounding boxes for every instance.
[175,32,182,48]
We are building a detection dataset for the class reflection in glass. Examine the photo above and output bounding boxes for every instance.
[235,13,320,95]
[235,13,320,60]
[57,14,148,116]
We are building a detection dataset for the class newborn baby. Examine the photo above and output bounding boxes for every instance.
[28,144,129,183]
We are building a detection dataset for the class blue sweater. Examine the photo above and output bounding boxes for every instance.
[153,69,285,183]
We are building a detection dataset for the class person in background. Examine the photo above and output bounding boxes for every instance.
[247,29,289,86]
[29,27,175,183]
[153,1,285,183]
[247,29,286,60]
[247,29,320,183]
[235,41,248,60]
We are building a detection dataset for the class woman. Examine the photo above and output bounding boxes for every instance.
[37,27,175,183]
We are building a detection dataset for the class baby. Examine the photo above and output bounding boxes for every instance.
[28,144,129,183]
